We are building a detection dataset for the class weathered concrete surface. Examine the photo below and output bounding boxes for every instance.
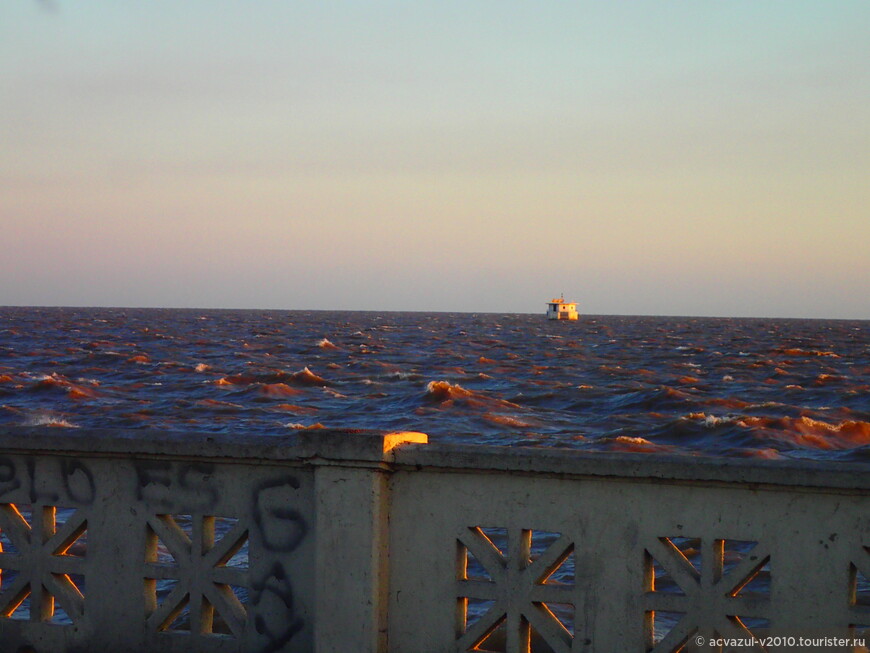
[388,448,870,653]
[2,427,870,653]
[0,428,423,653]
[392,442,870,491]
[0,426,425,464]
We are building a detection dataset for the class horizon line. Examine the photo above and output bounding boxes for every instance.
[1,303,867,322]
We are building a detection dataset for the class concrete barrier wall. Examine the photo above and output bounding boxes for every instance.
[388,446,870,653]
[0,428,869,653]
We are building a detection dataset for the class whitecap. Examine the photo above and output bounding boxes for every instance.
[24,413,78,428]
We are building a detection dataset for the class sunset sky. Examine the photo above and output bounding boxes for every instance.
[2,2,868,318]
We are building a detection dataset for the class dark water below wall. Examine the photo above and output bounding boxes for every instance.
[0,307,867,462]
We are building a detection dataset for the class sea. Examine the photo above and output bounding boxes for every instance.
[1,306,868,462]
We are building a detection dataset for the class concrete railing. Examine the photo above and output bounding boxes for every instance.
[0,428,869,653]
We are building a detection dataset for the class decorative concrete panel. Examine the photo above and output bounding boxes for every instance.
[387,455,870,653]
[0,442,317,653]
[0,504,87,625]
[3,427,870,652]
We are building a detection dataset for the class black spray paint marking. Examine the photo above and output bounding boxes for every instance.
[178,463,219,509]
[61,459,96,505]
[135,461,218,511]
[252,561,305,653]
[0,456,96,505]
[252,476,307,553]
[0,457,20,497]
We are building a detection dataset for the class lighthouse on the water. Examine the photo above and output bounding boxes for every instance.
[546,295,579,320]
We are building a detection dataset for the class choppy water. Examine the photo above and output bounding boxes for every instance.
[0,307,867,461]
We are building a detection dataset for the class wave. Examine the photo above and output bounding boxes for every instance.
[28,373,70,391]
[214,366,330,388]
[67,384,102,400]
[25,373,102,400]
[384,371,423,382]
[702,396,750,410]
[268,403,318,414]
[481,413,535,429]
[424,381,521,410]
[813,374,846,386]
[604,386,696,412]
[194,399,244,411]
[257,383,303,398]
[214,374,256,386]
[290,367,330,386]
[740,416,870,450]
[774,347,839,358]
[605,435,675,453]
[23,412,78,428]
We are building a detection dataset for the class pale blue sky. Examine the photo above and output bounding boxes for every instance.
[2,1,868,317]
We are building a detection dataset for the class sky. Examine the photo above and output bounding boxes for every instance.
[1,2,868,318]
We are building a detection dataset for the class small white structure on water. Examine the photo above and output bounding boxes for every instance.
[546,295,579,320]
